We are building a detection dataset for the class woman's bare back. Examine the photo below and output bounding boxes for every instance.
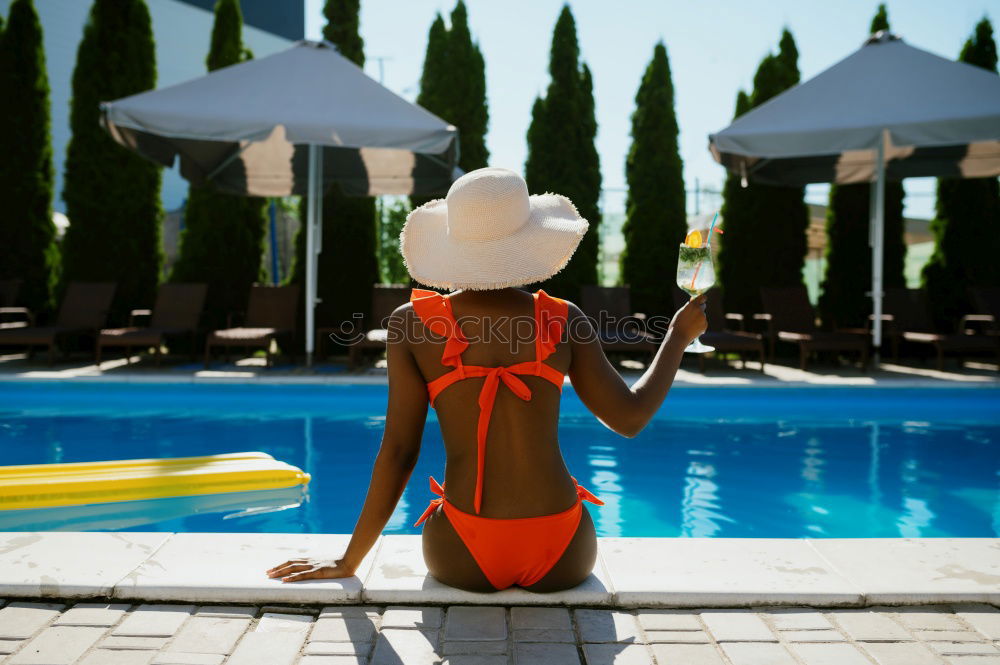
[406,287,580,518]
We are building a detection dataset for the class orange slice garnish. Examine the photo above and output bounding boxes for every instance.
[685,230,703,248]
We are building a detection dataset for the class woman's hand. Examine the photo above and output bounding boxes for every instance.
[670,293,708,343]
[265,557,357,583]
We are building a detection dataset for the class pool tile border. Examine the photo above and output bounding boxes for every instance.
[1,533,997,608]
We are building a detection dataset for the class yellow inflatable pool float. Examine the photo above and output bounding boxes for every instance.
[0,451,311,511]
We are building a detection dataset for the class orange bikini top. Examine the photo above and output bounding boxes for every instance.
[410,288,569,515]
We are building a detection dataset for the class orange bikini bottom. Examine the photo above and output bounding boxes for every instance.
[413,475,605,590]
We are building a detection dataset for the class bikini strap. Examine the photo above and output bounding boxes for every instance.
[534,289,568,364]
[411,289,468,368]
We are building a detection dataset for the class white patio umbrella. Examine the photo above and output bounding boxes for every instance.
[101,40,460,365]
[709,32,1000,360]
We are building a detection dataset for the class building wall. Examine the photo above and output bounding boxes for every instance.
[0,0,297,215]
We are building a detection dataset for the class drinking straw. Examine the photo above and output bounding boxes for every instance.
[706,212,720,248]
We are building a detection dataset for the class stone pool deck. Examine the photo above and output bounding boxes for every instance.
[3,600,1000,665]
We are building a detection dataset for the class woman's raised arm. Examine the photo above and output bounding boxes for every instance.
[566,295,706,438]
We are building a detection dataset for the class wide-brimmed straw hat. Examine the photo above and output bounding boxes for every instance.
[400,167,589,290]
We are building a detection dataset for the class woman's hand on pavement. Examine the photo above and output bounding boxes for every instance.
[265,557,357,583]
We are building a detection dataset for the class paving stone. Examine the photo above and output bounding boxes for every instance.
[861,641,946,665]
[440,657,508,665]
[515,642,581,665]
[167,616,250,654]
[77,650,155,665]
[954,605,1000,640]
[8,625,106,665]
[941,657,1000,665]
[575,610,640,643]
[303,641,372,656]
[297,657,366,665]
[510,607,571,630]
[719,642,798,665]
[255,612,314,634]
[915,630,986,641]
[370,629,440,665]
[113,604,195,637]
[54,602,131,627]
[444,606,507,641]
[788,642,872,665]
[0,602,64,639]
[194,606,257,619]
[442,640,509,655]
[649,643,727,665]
[643,630,710,643]
[101,636,172,650]
[151,653,226,665]
[763,607,834,631]
[0,532,169,598]
[699,610,775,642]
[781,629,846,642]
[381,606,442,630]
[309,617,376,642]
[319,606,381,620]
[827,610,913,641]
[601,537,861,607]
[807,538,1000,604]
[0,640,22,655]
[259,605,319,616]
[513,629,576,643]
[582,643,654,665]
[635,609,701,631]
[928,642,1000,655]
[893,607,968,631]
[116,533,375,605]
[226,630,306,665]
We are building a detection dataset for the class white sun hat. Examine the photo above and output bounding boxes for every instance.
[400,167,589,290]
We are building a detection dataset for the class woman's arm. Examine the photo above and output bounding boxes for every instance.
[567,294,706,438]
[266,306,429,582]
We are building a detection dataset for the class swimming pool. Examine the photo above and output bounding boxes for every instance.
[1,381,997,538]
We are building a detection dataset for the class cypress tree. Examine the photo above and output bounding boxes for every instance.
[61,0,161,318]
[922,17,1000,329]
[620,42,685,317]
[0,0,59,315]
[289,0,378,329]
[170,0,267,330]
[818,4,906,328]
[717,91,755,316]
[412,1,489,209]
[718,30,809,317]
[524,5,601,299]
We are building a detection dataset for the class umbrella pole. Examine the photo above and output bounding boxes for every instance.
[305,143,322,367]
[870,130,886,367]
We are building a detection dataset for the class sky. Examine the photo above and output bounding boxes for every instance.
[305,0,997,220]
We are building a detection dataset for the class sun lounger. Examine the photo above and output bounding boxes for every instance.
[0,279,33,329]
[580,285,658,355]
[882,288,998,370]
[0,282,116,364]
[759,287,869,371]
[204,284,300,367]
[322,283,412,367]
[970,288,1000,337]
[673,287,766,372]
[96,282,207,366]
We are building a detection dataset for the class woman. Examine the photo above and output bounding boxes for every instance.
[266,167,706,592]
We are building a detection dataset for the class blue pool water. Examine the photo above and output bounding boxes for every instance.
[1,381,998,538]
